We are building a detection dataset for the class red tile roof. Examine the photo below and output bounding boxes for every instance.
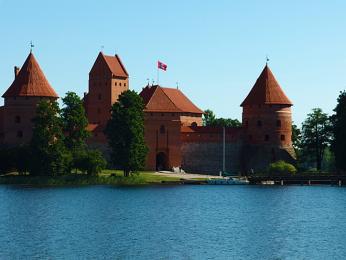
[2,53,58,98]
[139,85,203,114]
[241,65,292,106]
[102,52,128,78]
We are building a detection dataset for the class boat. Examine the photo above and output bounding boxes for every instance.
[207,176,249,185]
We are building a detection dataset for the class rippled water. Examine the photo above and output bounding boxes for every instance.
[1,185,346,259]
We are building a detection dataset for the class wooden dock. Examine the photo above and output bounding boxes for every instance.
[247,175,346,186]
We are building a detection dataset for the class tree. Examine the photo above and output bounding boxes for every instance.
[268,160,297,175]
[105,90,148,177]
[30,100,71,176]
[203,109,241,127]
[74,149,107,175]
[292,123,302,152]
[203,109,216,126]
[61,92,90,151]
[331,91,346,172]
[301,108,332,171]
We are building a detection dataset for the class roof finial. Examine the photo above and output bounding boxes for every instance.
[30,41,34,53]
[146,78,150,86]
[176,82,179,89]
[266,55,270,65]
[100,45,104,52]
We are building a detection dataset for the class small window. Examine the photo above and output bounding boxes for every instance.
[119,83,122,86]
[281,135,285,141]
[98,94,102,100]
[160,125,165,134]
[161,113,164,117]
[171,113,175,117]
[265,135,269,141]
[257,120,262,127]
[150,113,153,116]
[276,120,281,127]
[17,131,23,138]
[15,116,21,123]
[115,82,117,86]
[191,122,197,127]
[124,83,127,87]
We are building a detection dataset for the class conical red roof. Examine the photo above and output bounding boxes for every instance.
[2,53,58,98]
[241,65,292,106]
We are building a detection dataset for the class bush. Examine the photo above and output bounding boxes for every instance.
[268,160,297,175]
[74,149,106,175]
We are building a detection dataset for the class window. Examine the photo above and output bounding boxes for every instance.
[150,113,153,116]
[119,83,122,86]
[15,116,21,123]
[265,135,269,141]
[160,125,165,134]
[98,94,102,100]
[171,113,175,117]
[124,83,127,87]
[17,131,23,138]
[276,120,281,127]
[115,82,117,86]
[257,120,262,127]
[191,122,197,127]
[161,113,164,117]
[281,135,285,141]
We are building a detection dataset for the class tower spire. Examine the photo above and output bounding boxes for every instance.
[30,41,34,53]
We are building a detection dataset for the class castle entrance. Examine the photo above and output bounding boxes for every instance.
[156,152,168,171]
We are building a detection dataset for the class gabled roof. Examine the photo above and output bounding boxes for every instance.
[90,52,128,78]
[139,85,203,114]
[2,53,58,98]
[241,65,292,106]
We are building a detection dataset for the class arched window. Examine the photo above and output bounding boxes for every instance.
[15,116,21,123]
[276,120,281,127]
[257,120,262,127]
[17,131,23,138]
[281,135,285,141]
[191,122,197,127]
[160,125,165,134]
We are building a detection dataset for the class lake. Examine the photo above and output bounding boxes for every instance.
[1,185,346,259]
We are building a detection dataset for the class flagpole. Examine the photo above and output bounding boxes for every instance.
[157,62,159,86]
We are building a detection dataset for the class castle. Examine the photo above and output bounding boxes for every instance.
[0,52,295,174]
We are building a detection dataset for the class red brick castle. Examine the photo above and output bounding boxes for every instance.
[0,52,295,174]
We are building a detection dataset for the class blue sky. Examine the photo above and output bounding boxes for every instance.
[0,0,345,125]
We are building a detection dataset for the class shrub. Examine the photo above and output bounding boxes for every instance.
[268,160,297,175]
[74,149,106,175]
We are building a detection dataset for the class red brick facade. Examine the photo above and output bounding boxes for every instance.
[0,52,295,173]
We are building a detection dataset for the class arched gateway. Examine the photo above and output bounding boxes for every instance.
[156,152,168,171]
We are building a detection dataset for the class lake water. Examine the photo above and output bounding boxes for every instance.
[1,185,346,259]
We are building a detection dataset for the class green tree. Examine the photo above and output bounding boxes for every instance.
[301,108,332,171]
[74,149,107,175]
[203,109,241,127]
[292,123,302,152]
[203,109,216,126]
[331,90,346,172]
[105,90,148,177]
[30,100,71,176]
[268,160,297,175]
[61,92,90,151]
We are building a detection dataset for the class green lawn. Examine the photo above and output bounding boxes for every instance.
[0,170,181,186]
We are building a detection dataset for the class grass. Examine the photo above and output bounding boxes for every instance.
[0,170,181,187]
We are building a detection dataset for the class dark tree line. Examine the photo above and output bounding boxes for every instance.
[203,109,241,127]
[293,91,346,173]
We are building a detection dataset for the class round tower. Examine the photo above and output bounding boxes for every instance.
[240,64,294,171]
[1,52,58,145]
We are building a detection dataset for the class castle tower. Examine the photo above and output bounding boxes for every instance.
[84,52,129,127]
[1,52,58,145]
[240,64,294,171]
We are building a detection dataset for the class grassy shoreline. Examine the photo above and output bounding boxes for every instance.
[0,170,181,187]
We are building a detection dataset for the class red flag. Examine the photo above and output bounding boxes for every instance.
[158,61,167,71]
